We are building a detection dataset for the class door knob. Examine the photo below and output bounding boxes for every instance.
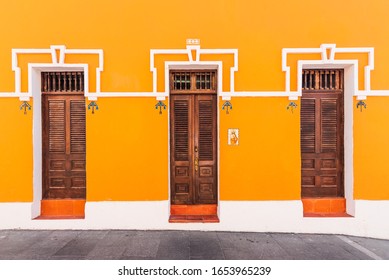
[194,157,199,172]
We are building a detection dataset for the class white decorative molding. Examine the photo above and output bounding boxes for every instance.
[149,40,238,100]
[282,43,389,100]
[1,42,389,101]
[5,45,103,101]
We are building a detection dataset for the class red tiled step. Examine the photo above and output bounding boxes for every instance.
[169,215,219,223]
[304,212,353,218]
[37,199,86,219]
[35,215,84,220]
[302,198,346,214]
[171,204,217,215]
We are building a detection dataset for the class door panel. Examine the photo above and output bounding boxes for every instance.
[301,93,344,197]
[195,95,217,203]
[170,95,193,204]
[170,94,217,205]
[42,94,86,199]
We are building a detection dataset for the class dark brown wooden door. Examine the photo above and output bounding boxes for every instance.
[42,73,86,199]
[170,94,217,204]
[301,69,344,197]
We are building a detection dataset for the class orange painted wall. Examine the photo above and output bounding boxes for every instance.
[0,0,389,201]
[86,98,168,201]
[0,98,32,202]
[354,97,389,199]
[219,97,300,200]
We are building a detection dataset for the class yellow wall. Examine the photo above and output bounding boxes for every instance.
[354,97,389,199]
[1,0,389,202]
[0,98,32,202]
[86,98,168,201]
[220,97,300,200]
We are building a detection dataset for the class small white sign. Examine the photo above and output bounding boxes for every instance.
[186,38,200,45]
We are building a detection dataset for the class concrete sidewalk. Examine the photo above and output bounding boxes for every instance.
[0,230,388,260]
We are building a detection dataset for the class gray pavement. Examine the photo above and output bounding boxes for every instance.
[0,230,388,260]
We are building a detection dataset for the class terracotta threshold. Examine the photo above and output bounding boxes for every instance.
[169,204,219,223]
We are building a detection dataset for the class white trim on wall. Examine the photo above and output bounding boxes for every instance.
[2,42,388,101]
[1,200,389,239]
[7,46,102,101]
[282,44,389,100]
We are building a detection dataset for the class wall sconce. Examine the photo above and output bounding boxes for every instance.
[88,101,99,114]
[20,101,31,115]
[155,100,166,114]
[287,101,298,113]
[222,101,232,114]
[356,100,367,112]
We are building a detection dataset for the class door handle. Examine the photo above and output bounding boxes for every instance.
[194,157,199,172]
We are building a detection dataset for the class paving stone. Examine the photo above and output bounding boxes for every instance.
[0,230,53,259]
[347,235,389,259]
[75,230,108,240]
[49,255,88,260]
[155,245,190,260]
[86,231,134,259]
[269,233,326,260]
[18,231,81,259]
[218,232,289,260]
[87,245,127,259]
[53,235,100,257]
[155,232,190,259]
[121,237,160,259]
[189,240,224,259]
[298,234,371,260]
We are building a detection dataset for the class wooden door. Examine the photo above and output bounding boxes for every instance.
[42,72,86,199]
[170,94,217,204]
[301,69,344,197]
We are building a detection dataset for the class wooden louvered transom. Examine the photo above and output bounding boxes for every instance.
[300,69,344,198]
[170,70,217,93]
[42,72,84,92]
[302,69,343,91]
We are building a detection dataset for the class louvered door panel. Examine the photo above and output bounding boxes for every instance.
[42,89,86,199]
[170,95,193,204]
[321,99,337,153]
[70,100,86,153]
[174,100,189,161]
[68,98,86,191]
[198,100,214,161]
[195,95,217,204]
[48,100,66,153]
[301,99,316,153]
